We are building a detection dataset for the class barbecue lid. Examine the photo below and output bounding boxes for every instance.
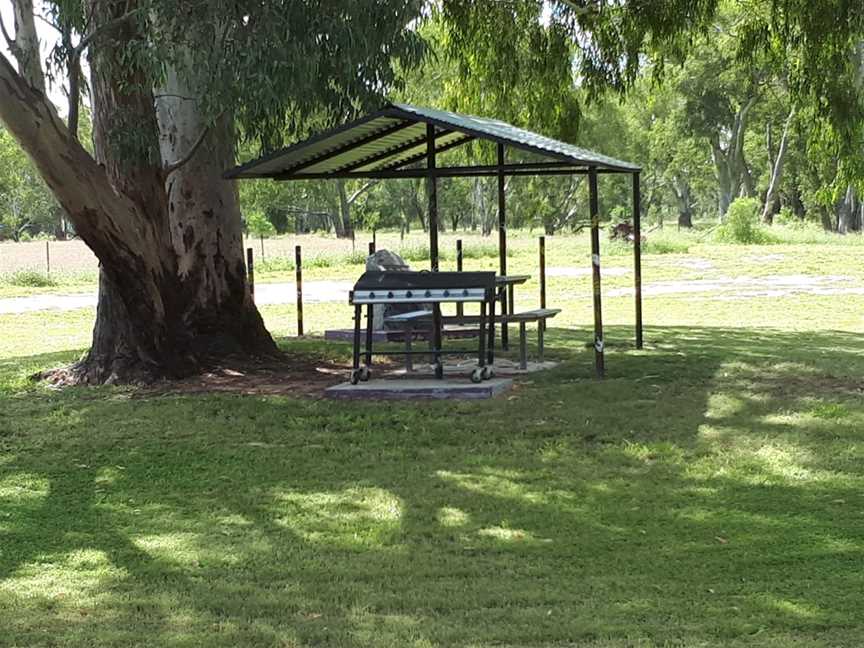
[353,271,495,291]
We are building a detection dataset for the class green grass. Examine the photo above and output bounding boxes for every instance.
[3,269,58,288]
[0,270,97,298]
[2,235,864,646]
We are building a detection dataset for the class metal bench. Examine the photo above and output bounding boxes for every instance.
[499,308,560,369]
[385,309,479,373]
[386,307,560,371]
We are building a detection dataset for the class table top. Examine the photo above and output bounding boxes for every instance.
[495,274,531,286]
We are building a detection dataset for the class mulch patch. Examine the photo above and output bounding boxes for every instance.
[140,354,353,399]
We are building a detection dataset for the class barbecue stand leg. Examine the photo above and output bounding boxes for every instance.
[537,319,545,363]
[432,304,443,379]
[350,304,362,384]
[519,321,528,370]
[486,293,496,369]
[404,324,413,373]
[366,304,375,380]
[352,304,373,385]
[500,285,509,350]
[473,300,487,383]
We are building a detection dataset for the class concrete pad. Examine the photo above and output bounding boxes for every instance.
[324,327,478,342]
[387,358,557,377]
[325,377,513,400]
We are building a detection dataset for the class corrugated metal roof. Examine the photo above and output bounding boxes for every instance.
[225,103,640,180]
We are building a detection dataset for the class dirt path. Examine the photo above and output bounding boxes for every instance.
[0,280,353,314]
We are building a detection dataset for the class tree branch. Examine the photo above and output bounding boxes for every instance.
[75,8,142,55]
[0,12,15,51]
[154,93,199,102]
[348,180,380,204]
[33,12,62,35]
[163,122,213,176]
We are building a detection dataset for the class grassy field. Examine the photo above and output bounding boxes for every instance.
[1,229,864,647]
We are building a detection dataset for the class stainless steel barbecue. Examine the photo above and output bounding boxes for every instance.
[352,287,488,304]
[348,271,496,383]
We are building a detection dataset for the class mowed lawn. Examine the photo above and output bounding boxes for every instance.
[1,236,864,647]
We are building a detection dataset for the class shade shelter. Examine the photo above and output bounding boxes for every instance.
[225,103,644,376]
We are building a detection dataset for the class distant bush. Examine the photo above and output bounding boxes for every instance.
[396,244,436,262]
[4,270,57,287]
[644,237,691,254]
[245,210,276,238]
[715,198,775,244]
[455,242,502,260]
[257,253,356,273]
[255,241,504,273]
[257,257,297,272]
[773,208,821,231]
[397,242,502,263]
[15,231,54,242]
[604,228,691,256]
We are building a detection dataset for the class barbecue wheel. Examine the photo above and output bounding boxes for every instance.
[481,366,494,380]
[349,369,360,385]
[470,368,484,384]
[358,366,371,382]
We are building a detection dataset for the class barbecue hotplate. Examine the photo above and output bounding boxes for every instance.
[351,271,495,304]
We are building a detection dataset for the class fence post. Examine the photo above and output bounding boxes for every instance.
[260,234,265,261]
[456,239,464,320]
[295,245,304,337]
[45,240,50,278]
[246,247,255,301]
[539,236,546,332]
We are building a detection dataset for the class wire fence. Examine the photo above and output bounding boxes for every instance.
[0,230,524,281]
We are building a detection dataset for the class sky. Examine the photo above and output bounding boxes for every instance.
[1,0,77,112]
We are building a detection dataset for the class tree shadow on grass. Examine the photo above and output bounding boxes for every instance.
[1,326,864,646]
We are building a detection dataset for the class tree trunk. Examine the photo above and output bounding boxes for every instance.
[0,3,276,384]
[710,97,756,220]
[838,186,860,233]
[673,175,693,228]
[155,67,275,360]
[412,184,427,232]
[762,108,795,224]
[334,180,354,239]
[712,143,734,219]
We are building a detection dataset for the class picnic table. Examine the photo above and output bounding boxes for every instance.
[495,274,529,349]
[384,272,559,371]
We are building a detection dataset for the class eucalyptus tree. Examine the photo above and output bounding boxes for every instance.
[0,0,424,383]
[439,0,864,224]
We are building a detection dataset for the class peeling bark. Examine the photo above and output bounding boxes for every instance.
[155,66,275,357]
[9,0,44,91]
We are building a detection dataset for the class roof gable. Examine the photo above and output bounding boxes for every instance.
[225,103,640,180]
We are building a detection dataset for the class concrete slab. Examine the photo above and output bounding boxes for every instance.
[324,327,479,342]
[325,377,513,400]
[387,358,558,377]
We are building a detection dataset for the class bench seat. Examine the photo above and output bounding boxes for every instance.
[385,308,559,370]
